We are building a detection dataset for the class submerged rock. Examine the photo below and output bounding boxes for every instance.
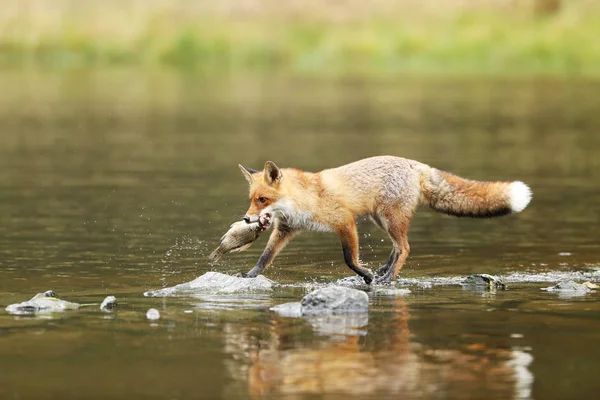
[271,301,369,335]
[100,296,117,311]
[144,271,275,297]
[5,290,80,315]
[374,288,411,296]
[270,302,303,318]
[461,274,507,291]
[582,281,599,289]
[541,281,591,294]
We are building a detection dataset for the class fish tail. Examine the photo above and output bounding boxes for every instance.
[229,243,253,253]
[208,248,223,262]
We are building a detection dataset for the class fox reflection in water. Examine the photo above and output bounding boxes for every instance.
[222,297,533,399]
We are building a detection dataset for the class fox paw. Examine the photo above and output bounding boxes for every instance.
[375,265,390,277]
[373,273,394,285]
[360,269,374,285]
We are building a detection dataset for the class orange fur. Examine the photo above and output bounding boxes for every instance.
[236,156,531,283]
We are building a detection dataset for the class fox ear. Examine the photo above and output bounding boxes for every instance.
[264,161,282,185]
[239,164,258,184]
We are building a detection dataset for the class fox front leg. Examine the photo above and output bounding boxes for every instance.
[238,222,296,278]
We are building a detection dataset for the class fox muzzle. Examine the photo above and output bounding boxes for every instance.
[243,215,260,224]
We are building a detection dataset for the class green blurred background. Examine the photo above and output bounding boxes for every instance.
[2,0,599,75]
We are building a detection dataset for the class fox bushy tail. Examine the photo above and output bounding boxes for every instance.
[420,168,532,218]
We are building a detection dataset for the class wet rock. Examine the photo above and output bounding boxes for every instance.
[301,286,369,316]
[143,271,275,297]
[271,286,369,318]
[5,290,80,315]
[271,287,369,336]
[541,281,591,294]
[270,302,303,318]
[461,274,507,290]
[146,308,160,320]
[100,296,117,311]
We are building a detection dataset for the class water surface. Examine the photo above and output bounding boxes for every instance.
[1,71,599,399]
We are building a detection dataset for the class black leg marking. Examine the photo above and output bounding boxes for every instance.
[245,250,272,277]
[375,249,399,277]
[239,223,295,278]
[342,243,373,284]
[374,248,405,284]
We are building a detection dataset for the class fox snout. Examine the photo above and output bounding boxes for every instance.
[244,212,272,224]
[244,213,273,233]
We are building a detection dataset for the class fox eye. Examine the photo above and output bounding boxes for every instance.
[258,197,268,204]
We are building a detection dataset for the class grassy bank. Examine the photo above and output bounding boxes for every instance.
[1,1,599,75]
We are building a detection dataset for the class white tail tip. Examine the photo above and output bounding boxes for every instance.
[509,181,532,213]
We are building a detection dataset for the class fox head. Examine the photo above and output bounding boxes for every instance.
[239,161,284,221]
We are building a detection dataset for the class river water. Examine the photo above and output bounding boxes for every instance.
[1,71,599,399]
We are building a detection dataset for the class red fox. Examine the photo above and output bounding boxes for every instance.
[237,156,532,284]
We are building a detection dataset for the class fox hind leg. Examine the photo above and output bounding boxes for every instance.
[375,209,412,284]
[375,248,399,277]
[338,219,374,284]
[371,212,398,277]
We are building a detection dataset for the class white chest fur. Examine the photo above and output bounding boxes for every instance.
[272,200,332,232]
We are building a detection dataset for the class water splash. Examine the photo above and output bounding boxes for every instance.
[156,235,208,288]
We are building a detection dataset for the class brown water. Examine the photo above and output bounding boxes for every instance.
[1,71,599,399]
